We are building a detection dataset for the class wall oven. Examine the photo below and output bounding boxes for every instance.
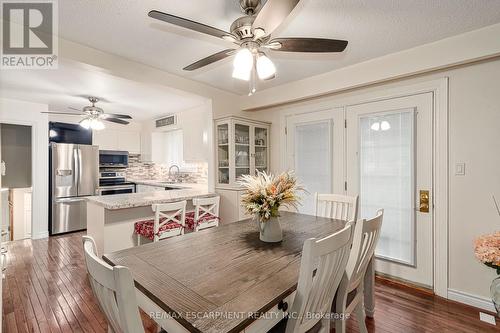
[99,150,129,168]
[98,171,135,196]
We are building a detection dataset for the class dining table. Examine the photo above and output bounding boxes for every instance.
[103,211,375,333]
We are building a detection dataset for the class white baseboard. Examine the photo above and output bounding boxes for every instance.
[32,231,49,240]
[448,289,496,312]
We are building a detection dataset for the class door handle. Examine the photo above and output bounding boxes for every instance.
[419,190,430,213]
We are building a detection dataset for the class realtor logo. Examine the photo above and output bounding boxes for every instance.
[1,0,58,69]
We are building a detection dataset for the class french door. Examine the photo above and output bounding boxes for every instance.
[285,93,434,287]
[346,93,433,287]
[286,108,344,215]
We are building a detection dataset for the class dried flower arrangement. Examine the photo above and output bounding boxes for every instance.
[238,171,305,222]
[474,196,500,275]
[474,231,500,275]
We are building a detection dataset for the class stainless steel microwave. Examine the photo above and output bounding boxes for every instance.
[99,150,129,168]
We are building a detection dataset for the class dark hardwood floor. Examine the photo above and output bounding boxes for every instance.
[2,232,499,333]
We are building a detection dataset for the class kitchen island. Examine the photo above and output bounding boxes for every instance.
[86,187,216,254]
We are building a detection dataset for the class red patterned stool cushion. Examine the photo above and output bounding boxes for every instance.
[134,217,183,240]
[185,211,220,230]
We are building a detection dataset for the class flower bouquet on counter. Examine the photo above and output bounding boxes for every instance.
[238,171,305,242]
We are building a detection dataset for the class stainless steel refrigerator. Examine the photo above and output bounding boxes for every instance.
[49,143,99,235]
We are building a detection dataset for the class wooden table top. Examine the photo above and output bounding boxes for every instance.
[103,211,346,333]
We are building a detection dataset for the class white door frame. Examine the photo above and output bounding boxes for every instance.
[280,78,449,297]
[0,120,35,241]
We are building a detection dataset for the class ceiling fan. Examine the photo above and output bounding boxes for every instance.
[149,0,348,95]
[43,97,132,130]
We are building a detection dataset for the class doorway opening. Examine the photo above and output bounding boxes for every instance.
[0,123,33,242]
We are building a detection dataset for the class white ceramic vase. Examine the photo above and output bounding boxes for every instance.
[258,216,283,243]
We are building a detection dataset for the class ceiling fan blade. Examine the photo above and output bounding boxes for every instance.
[252,0,301,38]
[102,118,129,125]
[41,111,83,116]
[267,38,348,53]
[68,106,82,112]
[183,49,235,71]
[148,10,237,42]
[100,113,132,119]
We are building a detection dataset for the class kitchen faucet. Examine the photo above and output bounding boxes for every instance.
[168,164,180,180]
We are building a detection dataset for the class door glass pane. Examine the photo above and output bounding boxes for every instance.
[359,110,415,265]
[217,124,229,184]
[235,124,250,181]
[255,127,268,174]
[295,121,332,215]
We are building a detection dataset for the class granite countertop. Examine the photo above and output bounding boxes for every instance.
[86,188,216,210]
[128,179,207,190]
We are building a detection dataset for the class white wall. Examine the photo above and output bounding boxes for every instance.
[248,58,500,306]
[0,98,49,239]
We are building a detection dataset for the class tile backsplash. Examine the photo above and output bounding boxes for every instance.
[123,154,208,183]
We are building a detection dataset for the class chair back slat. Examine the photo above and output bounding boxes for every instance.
[82,236,144,333]
[345,209,384,290]
[152,200,187,241]
[192,196,220,231]
[315,193,358,222]
[286,223,354,333]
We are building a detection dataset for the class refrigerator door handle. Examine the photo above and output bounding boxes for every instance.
[73,147,79,193]
[77,148,83,194]
[54,197,87,203]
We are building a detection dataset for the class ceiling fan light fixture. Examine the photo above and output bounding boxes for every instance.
[233,47,253,72]
[90,118,105,130]
[232,66,251,81]
[80,118,91,130]
[256,53,276,80]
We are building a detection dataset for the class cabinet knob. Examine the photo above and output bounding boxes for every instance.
[278,300,288,312]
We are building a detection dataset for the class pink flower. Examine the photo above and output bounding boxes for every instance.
[474,231,500,267]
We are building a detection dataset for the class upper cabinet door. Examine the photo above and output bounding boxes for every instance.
[93,130,118,150]
[254,126,268,174]
[117,131,141,154]
[216,122,230,184]
[234,122,250,181]
[93,130,141,154]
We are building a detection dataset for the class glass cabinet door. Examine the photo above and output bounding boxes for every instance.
[254,126,268,173]
[217,123,229,184]
[234,123,250,180]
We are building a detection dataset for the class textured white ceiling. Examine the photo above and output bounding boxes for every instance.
[0,61,208,120]
[20,1,500,96]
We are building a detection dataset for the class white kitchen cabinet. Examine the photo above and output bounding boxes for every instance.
[216,188,252,224]
[93,129,141,154]
[117,131,141,154]
[136,184,165,193]
[179,111,209,162]
[215,116,271,188]
[93,130,117,150]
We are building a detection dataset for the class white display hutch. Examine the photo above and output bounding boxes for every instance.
[215,116,270,188]
[214,116,271,223]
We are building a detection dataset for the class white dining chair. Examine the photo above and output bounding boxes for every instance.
[314,193,359,222]
[276,223,354,333]
[186,196,220,232]
[82,236,144,333]
[134,200,187,244]
[334,209,384,333]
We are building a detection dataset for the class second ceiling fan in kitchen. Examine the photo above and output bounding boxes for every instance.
[149,0,348,95]
[43,96,132,130]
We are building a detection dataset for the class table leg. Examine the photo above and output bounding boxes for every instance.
[364,257,375,318]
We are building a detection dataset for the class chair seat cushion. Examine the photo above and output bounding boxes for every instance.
[134,217,183,240]
[185,211,219,230]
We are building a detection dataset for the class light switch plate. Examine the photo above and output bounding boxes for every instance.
[455,163,465,176]
[479,312,496,325]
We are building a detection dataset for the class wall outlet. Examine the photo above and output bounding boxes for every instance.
[455,163,465,176]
